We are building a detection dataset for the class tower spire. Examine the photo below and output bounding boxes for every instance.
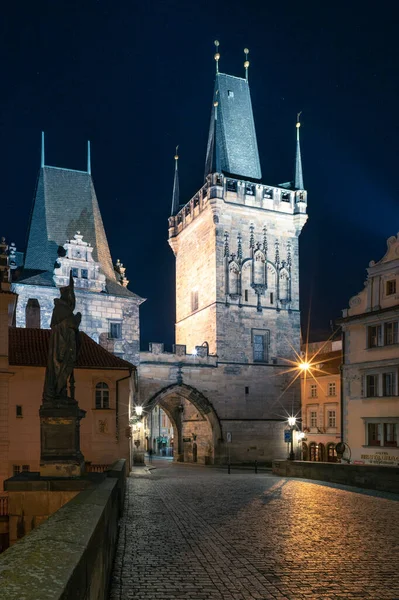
[214,40,220,74]
[294,112,304,190]
[87,140,91,175]
[170,146,180,216]
[41,131,45,168]
[244,48,249,81]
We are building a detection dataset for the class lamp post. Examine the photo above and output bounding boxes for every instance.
[288,416,296,460]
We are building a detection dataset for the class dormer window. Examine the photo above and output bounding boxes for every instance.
[386,280,396,296]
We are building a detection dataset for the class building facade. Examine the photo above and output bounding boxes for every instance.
[12,140,144,366]
[340,233,399,466]
[301,340,342,461]
[137,53,308,464]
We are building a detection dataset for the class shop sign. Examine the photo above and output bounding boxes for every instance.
[360,450,399,466]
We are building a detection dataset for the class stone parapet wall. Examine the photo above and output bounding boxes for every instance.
[272,460,399,494]
[0,459,126,599]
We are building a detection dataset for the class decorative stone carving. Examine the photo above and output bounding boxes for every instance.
[53,232,106,292]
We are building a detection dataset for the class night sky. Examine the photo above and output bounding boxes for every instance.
[1,2,398,348]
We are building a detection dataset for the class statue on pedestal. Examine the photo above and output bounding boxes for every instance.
[43,272,81,405]
[40,271,86,477]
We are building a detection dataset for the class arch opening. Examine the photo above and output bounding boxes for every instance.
[142,384,221,464]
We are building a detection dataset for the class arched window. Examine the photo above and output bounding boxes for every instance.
[302,442,308,461]
[279,270,290,303]
[95,382,109,409]
[318,443,325,462]
[309,442,319,461]
[327,443,337,463]
[25,299,40,328]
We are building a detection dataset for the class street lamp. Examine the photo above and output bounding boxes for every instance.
[134,405,143,417]
[288,416,296,460]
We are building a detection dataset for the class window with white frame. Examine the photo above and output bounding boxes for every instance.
[382,372,395,396]
[328,382,336,396]
[95,382,110,409]
[366,374,378,397]
[386,279,396,296]
[310,411,317,427]
[367,325,382,348]
[384,321,398,345]
[327,410,336,428]
[366,421,398,447]
[310,384,317,398]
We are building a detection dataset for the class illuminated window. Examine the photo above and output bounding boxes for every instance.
[366,374,378,397]
[95,382,110,409]
[367,423,381,446]
[385,321,398,345]
[228,90,234,98]
[327,410,336,428]
[16,405,23,418]
[384,423,397,447]
[310,384,317,398]
[191,290,199,312]
[310,411,317,427]
[386,280,396,296]
[328,382,336,396]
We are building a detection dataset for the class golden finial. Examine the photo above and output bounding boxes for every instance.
[174,145,179,161]
[214,40,220,73]
[244,48,250,81]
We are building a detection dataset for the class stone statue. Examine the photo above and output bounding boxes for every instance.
[43,271,81,404]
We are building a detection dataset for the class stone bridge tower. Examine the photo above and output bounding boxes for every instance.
[165,46,308,459]
[168,47,307,370]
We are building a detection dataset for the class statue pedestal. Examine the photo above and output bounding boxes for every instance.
[39,402,86,478]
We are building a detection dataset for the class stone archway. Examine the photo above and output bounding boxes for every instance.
[144,384,222,464]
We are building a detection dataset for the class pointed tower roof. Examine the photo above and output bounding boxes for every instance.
[204,72,262,181]
[294,113,304,190]
[24,165,116,281]
[170,148,180,216]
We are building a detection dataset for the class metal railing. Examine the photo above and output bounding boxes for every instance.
[85,464,110,473]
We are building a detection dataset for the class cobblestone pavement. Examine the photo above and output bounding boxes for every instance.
[109,460,399,600]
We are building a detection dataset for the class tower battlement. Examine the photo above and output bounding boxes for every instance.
[168,173,307,241]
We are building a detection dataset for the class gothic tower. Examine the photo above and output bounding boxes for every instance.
[12,135,144,365]
[168,48,307,370]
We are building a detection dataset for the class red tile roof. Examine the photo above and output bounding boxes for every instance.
[8,327,134,371]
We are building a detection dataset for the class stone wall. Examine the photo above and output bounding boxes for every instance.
[139,349,299,463]
[13,283,140,365]
[272,460,399,494]
[0,460,126,599]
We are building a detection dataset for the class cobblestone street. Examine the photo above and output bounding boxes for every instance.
[109,460,399,600]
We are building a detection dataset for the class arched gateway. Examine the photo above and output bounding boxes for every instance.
[144,384,222,464]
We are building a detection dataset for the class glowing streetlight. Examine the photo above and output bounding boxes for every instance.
[134,405,143,417]
[288,416,296,460]
[298,361,310,371]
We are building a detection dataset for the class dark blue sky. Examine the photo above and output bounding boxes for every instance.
[1,1,398,346]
